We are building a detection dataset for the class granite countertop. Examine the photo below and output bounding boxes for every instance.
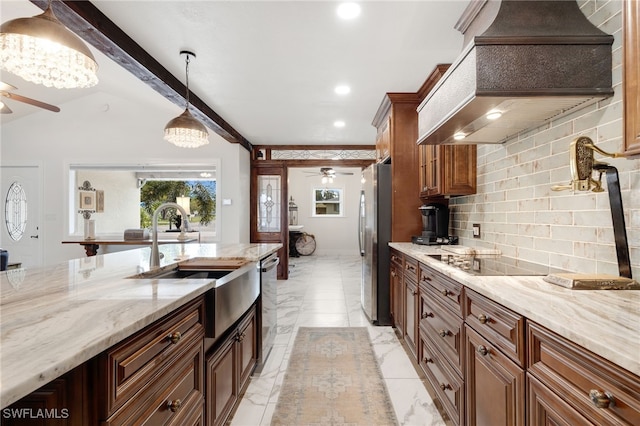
[389,243,640,378]
[0,243,281,409]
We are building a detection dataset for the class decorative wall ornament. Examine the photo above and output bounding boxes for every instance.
[271,149,376,160]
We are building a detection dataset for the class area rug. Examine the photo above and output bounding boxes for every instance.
[271,327,398,426]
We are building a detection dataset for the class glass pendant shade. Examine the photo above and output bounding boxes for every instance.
[164,50,209,149]
[164,108,209,148]
[0,4,98,89]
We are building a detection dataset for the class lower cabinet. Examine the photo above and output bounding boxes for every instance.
[464,325,525,426]
[390,251,404,333]
[206,304,258,426]
[391,251,640,426]
[5,296,259,426]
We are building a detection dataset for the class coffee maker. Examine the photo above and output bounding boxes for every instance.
[411,203,458,245]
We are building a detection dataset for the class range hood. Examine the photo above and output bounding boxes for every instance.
[417,0,614,145]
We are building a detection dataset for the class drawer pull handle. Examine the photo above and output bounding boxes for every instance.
[167,399,182,412]
[421,312,434,319]
[438,329,451,338]
[422,275,432,282]
[440,289,449,297]
[406,265,416,272]
[423,357,433,364]
[477,314,489,324]
[589,390,614,408]
[477,345,489,356]
[168,331,182,344]
[412,290,418,296]
[439,383,452,391]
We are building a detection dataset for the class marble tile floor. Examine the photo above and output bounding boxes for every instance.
[229,254,446,426]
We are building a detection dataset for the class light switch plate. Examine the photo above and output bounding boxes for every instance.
[472,223,481,238]
[222,199,232,206]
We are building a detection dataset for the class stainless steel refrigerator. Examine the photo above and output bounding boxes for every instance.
[359,162,392,325]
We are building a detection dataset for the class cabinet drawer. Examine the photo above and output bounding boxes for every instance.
[420,288,464,376]
[105,334,204,425]
[100,297,206,416]
[527,322,640,426]
[390,249,403,269]
[419,332,464,426]
[419,263,463,318]
[404,256,418,283]
[464,289,525,367]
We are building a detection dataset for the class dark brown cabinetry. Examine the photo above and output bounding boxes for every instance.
[464,288,525,426]
[403,256,419,358]
[419,144,477,199]
[372,94,423,242]
[206,305,258,426]
[527,321,640,426]
[418,262,465,425]
[624,0,640,156]
[390,249,404,333]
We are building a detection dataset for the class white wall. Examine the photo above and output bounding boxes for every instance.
[450,0,640,278]
[1,88,250,266]
[288,167,362,255]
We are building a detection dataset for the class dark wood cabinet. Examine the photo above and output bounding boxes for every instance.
[390,250,404,332]
[372,93,423,242]
[404,275,419,358]
[206,305,258,426]
[527,321,640,426]
[465,325,525,426]
[624,0,640,156]
[419,144,477,199]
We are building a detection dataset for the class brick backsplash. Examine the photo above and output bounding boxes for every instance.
[450,0,640,278]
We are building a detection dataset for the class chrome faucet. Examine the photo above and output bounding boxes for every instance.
[150,202,192,268]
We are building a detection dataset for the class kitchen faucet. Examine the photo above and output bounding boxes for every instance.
[150,202,192,268]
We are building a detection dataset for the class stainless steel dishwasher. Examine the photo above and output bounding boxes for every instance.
[255,252,279,373]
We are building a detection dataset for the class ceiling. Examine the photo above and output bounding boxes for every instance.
[1,0,470,147]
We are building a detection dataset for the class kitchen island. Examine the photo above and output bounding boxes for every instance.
[0,242,281,412]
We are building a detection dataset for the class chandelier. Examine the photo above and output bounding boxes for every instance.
[0,0,98,89]
[164,50,209,148]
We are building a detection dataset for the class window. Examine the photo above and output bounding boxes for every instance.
[313,188,343,217]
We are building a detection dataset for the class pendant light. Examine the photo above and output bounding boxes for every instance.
[164,50,209,148]
[0,0,98,89]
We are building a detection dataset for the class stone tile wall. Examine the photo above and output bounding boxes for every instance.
[450,0,640,277]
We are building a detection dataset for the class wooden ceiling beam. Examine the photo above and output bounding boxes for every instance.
[29,0,252,151]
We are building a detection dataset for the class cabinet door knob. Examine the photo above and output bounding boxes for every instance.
[589,389,614,408]
[412,290,418,296]
[477,314,489,324]
[167,399,182,412]
[440,289,449,297]
[168,331,182,344]
[423,357,433,364]
[421,312,434,319]
[439,383,452,391]
[422,275,432,282]
[391,271,396,277]
[438,329,451,338]
[477,345,489,356]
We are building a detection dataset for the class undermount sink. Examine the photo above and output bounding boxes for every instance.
[289,225,304,231]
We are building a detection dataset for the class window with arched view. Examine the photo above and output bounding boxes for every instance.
[313,188,343,217]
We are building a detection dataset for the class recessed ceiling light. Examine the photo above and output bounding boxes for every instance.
[335,85,351,95]
[334,120,346,128]
[486,110,502,120]
[453,132,466,140]
[337,3,361,20]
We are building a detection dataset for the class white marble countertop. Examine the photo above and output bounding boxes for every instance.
[389,243,640,378]
[0,243,281,409]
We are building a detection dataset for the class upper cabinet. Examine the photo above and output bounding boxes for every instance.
[624,0,640,157]
[372,92,423,241]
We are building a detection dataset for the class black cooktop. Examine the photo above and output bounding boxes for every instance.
[428,254,565,277]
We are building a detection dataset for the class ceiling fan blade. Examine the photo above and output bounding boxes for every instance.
[2,92,60,113]
[0,102,12,114]
[0,81,17,92]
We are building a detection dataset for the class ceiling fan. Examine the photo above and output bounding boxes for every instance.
[0,81,60,114]
[303,167,355,179]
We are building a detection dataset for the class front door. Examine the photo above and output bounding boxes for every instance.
[1,165,43,268]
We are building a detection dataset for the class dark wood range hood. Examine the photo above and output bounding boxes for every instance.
[417,0,614,145]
